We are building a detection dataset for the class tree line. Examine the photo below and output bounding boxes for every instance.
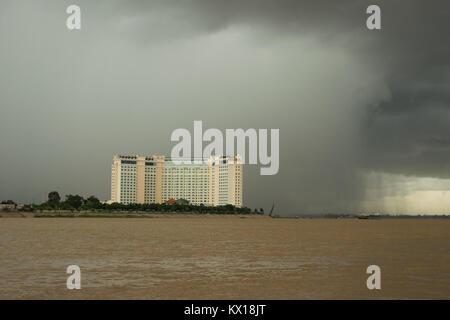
[10,191,264,215]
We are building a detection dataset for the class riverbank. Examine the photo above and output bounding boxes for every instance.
[2,212,449,219]
[0,212,270,219]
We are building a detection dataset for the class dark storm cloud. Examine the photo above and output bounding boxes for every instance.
[1,0,450,214]
[117,0,450,204]
[113,0,450,180]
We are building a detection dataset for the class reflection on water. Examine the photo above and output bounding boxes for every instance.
[0,217,449,299]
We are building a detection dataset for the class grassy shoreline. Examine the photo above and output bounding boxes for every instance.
[35,214,155,218]
[0,212,268,218]
[2,212,449,219]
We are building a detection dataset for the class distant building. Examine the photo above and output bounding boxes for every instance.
[110,155,243,207]
[0,204,16,212]
[165,198,178,205]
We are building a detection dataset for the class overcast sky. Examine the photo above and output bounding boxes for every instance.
[1,0,450,214]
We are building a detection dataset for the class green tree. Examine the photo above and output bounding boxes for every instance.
[59,201,74,210]
[85,196,101,210]
[1,200,16,205]
[177,198,189,205]
[64,194,84,209]
[48,191,61,208]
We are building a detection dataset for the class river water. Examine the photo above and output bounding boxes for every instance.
[0,216,448,299]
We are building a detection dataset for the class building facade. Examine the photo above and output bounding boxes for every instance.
[111,155,243,207]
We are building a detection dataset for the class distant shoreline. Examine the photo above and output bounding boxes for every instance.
[1,212,449,219]
[0,212,269,219]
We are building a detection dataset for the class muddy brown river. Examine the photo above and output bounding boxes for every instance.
[0,216,449,299]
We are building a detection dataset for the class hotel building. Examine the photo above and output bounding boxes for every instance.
[111,155,243,207]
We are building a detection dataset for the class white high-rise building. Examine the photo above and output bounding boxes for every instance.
[111,155,242,206]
